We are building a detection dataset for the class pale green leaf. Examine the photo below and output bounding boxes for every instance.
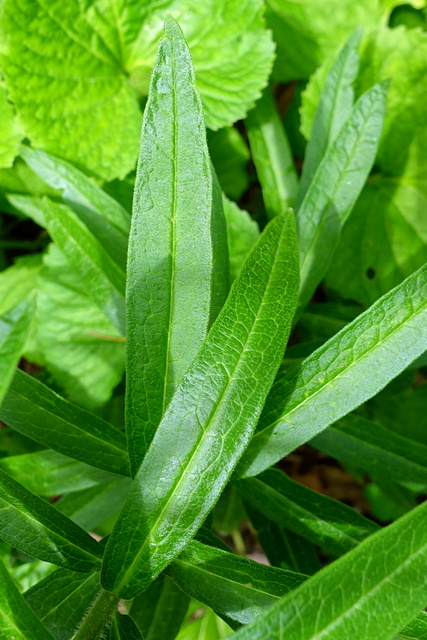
[222,196,259,281]
[0,86,23,169]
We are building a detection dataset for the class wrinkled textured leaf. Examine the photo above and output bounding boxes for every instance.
[0,558,55,640]
[0,468,103,571]
[0,86,23,169]
[246,87,298,217]
[0,450,120,496]
[238,263,427,477]
[25,569,100,640]
[102,210,299,598]
[126,17,228,473]
[0,0,274,179]
[235,469,378,556]
[167,540,306,626]
[311,413,427,485]
[0,369,130,477]
[130,575,189,640]
[0,297,35,405]
[231,500,427,640]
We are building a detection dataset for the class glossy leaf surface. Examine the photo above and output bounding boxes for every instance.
[25,569,100,640]
[0,558,55,640]
[232,500,427,640]
[126,17,228,473]
[296,81,387,310]
[246,87,298,217]
[167,540,306,626]
[0,369,130,476]
[235,469,378,556]
[238,263,427,477]
[0,468,102,571]
[101,210,299,598]
[109,613,143,640]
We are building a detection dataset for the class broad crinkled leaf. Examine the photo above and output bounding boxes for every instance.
[0,0,273,180]
[101,210,299,598]
[0,468,103,572]
[0,86,23,169]
[0,369,130,476]
[231,500,427,640]
[126,17,229,474]
[0,558,55,640]
[237,263,427,477]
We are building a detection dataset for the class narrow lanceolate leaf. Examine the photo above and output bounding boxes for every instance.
[235,469,378,556]
[0,559,55,640]
[0,296,34,405]
[126,17,229,474]
[246,87,298,218]
[25,569,100,640]
[101,210,299,598]
[0,468,102,572]
[41,198,126,334]
[109,613,143,640]
[311,413,427,485]
[16,151,129,270]
[396,613,427,639]
[232,500,427,640]
[0,369,130,476]
[0,450,120,496]
[130,575,189,640]
[237,263,427,478]
[167,540,307,627]
[296,28,361,205]
[297,81,387,311]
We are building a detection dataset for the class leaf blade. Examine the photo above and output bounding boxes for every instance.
[0,297,34,405]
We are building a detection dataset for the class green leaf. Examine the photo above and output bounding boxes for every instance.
[24,569,100,640]
[296,81,387,311]
[0,369,130,477]
[235,469,379,556]
[246,87,298,217]
[130,575,189,640]
[109,613,143,640]
[17,149,129,271]
[177,607,233,640]
[311,413,427,485]
[0,0,274,180]
[396,613,427,640]
[0,558,55,640]
[0,86,23,169]
[0,297,35,405]
[296,29,361,206]
[208,128,250,201]
[266,0,377,82]
[0,468,103,571]
[237,263,427,478]
[231,500,427,640]
[0,450,120,496]
[245,503,321,574]
[55,479,131,532]
[101,210,299,598]
[126,17,229,473]
[222,196,259,282]
[69,589,119,640]
[0,254,42,318]
[167,540,306,626]
[35,244,125,409]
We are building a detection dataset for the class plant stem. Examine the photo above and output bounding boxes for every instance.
[71,588,119,640]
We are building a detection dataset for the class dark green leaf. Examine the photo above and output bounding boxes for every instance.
[235,469,378,556]
[0,369,130,476]
[238,263,427,478]
[396,613,427,639]
[296,28,361,204]
[109,613,143,640]
[222,196,259,282]
[0,468,102,572]
[125,17,228,473]
[0,558,55,640]
[231,500,427,640]
[101,208,299,598]
[167,540,306,626]
[130,575,189,640]
[311,413,427,485]
[25,569,100,640]
[246,87,298,217]
[0,449,120,496]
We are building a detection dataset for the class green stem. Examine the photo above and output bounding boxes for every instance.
[71,588,119,640]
